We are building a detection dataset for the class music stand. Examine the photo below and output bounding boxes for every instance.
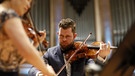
[99,23,135,76]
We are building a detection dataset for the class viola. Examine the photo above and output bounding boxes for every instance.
[22,13,49,48]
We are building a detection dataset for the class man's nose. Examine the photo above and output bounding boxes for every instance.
[62,37,67,41]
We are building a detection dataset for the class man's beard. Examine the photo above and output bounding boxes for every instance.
[60,42,75,53]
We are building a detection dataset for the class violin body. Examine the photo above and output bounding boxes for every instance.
[22,20,35,39]
[65,41,99,63]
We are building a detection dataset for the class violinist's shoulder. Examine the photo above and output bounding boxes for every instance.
[47,45,60,53]
[48,45,59,50]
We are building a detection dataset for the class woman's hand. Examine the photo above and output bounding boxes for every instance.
[37,30,46,43]
[33,30,46,43]
[32,30,46,47]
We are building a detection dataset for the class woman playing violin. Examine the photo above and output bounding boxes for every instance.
[0,0,56,76]
[28,18,111,76]
[22,13,49,48]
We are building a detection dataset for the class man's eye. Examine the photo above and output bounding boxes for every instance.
[66,36,70,38]
[60,35,63,38]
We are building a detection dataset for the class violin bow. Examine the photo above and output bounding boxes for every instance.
[56,33,92,76]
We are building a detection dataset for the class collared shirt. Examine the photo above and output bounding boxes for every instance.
[63,53,71,76]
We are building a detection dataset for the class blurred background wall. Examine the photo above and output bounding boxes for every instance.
[30,0,135,47]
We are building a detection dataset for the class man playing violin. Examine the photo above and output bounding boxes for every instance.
[28,18,111,76]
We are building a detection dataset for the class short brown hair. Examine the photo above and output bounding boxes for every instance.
[58,18,76,33]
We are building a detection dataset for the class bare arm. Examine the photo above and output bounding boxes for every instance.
[3,17,55,76]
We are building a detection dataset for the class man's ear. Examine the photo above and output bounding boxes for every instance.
[57,32,59,35]
[74,33,77,39]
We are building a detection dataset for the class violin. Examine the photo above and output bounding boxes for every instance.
[65,41,99,63]
[22,13,49,48]
[65,41,117,63]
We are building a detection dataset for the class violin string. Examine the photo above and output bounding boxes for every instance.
[56,33,92,76]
